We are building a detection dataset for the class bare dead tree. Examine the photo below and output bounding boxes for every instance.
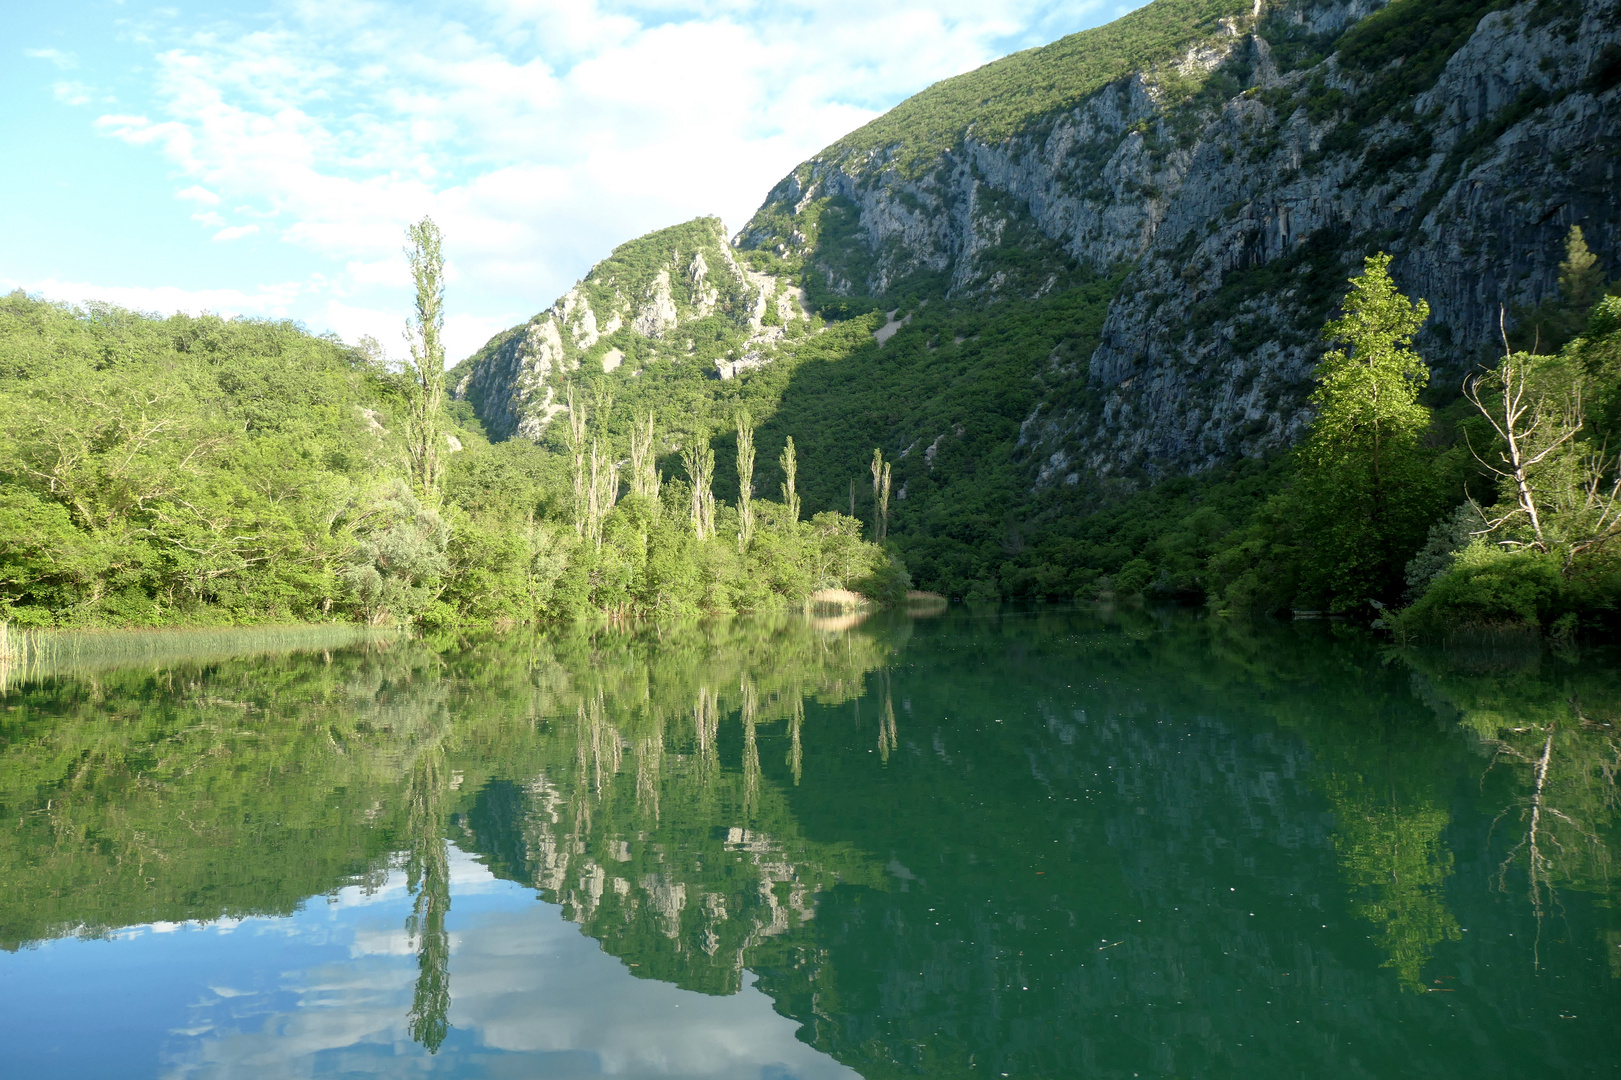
[1460,313,1584,547]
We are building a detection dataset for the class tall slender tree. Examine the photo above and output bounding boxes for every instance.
[870,449,893,540]
[565,386,588,537]
[682,433,715,539]
[880,461,893,541]
[736,411,756,551]
[403,217,446,499]
[1297,253,1439,605]
[870,449,884,540]
[630,413,660,500]
[779,436,800,523]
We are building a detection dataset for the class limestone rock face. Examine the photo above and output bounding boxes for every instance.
[735,0,1621,481]
[450,217,803,440]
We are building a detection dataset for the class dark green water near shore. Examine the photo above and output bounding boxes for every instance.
[1,607,1617,1078]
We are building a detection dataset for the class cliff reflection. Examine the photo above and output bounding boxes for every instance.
[1,609,1619,1079]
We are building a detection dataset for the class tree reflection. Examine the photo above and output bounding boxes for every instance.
[1401,644,1621,967]
[1323,770,1461,991]
[405,741,451,1053]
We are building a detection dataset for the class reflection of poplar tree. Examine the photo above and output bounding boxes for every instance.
[1323,771,1460,991]
[695,686,719,784]
[787,694,804,786]
[636,711,665,823]
[878,670,898,763]
[741,678,760,819]
[405,743,451,1053]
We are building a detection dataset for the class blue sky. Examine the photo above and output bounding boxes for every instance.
[4,0,1138,363]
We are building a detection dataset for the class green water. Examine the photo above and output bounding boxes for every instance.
[0,607,1616,1078]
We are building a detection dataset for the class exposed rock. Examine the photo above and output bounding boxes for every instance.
[632,270,679,338]
[736,0,1621,482]
[451,216,802,439]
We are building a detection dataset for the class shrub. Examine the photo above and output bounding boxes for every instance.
[1394,544,1564,637]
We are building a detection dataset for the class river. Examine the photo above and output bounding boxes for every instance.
[1,606,1615,1077]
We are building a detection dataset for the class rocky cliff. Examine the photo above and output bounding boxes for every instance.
[455,0,1621,493]
[453,217,806,440]
[734,0,1621,481]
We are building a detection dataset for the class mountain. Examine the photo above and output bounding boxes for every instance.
[449,0,1621,598]
[454,217,809,441]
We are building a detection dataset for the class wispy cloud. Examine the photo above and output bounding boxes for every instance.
[90,1,1106,307]
[51,81,94,106]
[26,47,78,70]
[2,275,304,319]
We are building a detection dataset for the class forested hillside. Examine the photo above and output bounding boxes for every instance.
[0,291,899,627]
[6,0,1621,634]
[450,0,1621,633]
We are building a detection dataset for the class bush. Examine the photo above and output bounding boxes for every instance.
[1394,544,1565,637]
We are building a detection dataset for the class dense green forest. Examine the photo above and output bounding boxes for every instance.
[0,226,904,629]
[3,225,1620,636]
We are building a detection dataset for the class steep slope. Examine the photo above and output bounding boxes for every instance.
[737,0,1621,479]
[453,217,806,441]
[451,0,1621,597]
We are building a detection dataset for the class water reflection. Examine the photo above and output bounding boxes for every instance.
[0,609,1618,1077]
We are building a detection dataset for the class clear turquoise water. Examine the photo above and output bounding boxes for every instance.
[1,607,1616,1077]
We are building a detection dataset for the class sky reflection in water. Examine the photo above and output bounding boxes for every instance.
[0,608,1618,1078]
[5,848,854,1079]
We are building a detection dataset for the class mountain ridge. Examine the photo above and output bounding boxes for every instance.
[449,0,1621,597]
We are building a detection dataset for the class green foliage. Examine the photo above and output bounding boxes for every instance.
[817,0,1253,174]
[1293,254,1443,608]
[0,291,390,626]
[341,480,451,625]
[1394,282,1621,638]
[0,292,902,629]
[1511,225,1616,354]
[1396,543,1567,634]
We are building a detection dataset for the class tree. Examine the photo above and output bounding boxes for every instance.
[404,217,446,500]
[565,386,588,537]
[1461,344,1583,547]
[1297,253,1439,607]
[682,433,715,540]
[1560,227,1602,303]
[870,449,891,541]
[630,413,660,500]
[736,411,756,551]
[779,436,800,523]
[1514,225,1611,354]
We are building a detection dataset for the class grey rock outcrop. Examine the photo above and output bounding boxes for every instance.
[736,0,1621,482]
[451,217,803,440]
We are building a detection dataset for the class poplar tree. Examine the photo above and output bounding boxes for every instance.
[682,433,715,539]
[565,386,588,537]
[870,449,885,541]
[1297,253,1440,606]
[736,411,756,551]
[630,413,660,500]
[779,436,800,523]
[403,217,446,499]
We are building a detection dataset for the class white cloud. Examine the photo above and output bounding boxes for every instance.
[3,275,304,320]
[72,0,1120,360]
[51,81,93,106]
[212,223,260,241]
[25,47,78,69]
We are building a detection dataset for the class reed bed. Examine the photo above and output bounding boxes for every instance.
[0,622,399,689]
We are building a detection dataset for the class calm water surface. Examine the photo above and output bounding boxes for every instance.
[1,607,1617,1078]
